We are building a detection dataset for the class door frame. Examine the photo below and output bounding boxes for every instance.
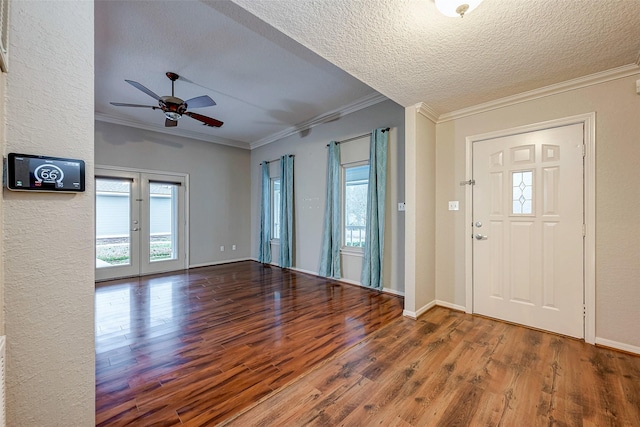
[463,113,596,344]
[95,164,190,280]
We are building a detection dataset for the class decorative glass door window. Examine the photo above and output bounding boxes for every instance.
[512,171,533,214]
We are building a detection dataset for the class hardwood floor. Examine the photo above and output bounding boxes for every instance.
[96,261,640,426]
[95,261,404,426]
[225,306,640,427]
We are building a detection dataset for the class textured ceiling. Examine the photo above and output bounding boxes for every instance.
[95,0,380,148]
[96,0,640,148]
[230,0,640,115]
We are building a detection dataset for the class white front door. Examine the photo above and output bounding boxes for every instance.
[472,123,584,338]
[95,168,187,281]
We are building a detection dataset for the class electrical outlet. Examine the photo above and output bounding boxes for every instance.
[398,202,406,211]
[220,245,225,252]
[232,245,236,251]
[448,201,459,211]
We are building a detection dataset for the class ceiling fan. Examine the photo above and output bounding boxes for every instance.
[110,72,223,128]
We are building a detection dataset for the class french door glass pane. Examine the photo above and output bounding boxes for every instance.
[95,178,132,268]
[149,182,178,262]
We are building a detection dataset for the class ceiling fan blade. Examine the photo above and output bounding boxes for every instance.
[184,95,216,109]
[125,79,161,100]
[185,112,223,128]
[165,118,178,128]
[110,102,157,108]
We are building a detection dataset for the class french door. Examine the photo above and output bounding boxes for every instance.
[95,167,187,281]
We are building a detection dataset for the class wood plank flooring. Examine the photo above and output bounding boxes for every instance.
[95,261,404,426]
[224,306,640,427]
[97,261,640,426]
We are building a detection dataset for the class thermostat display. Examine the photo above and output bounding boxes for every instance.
[6,153,85,192]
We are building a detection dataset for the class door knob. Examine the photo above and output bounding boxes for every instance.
[475,234,488,240]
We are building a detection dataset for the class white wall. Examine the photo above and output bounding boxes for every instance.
[95,121,252,266]
[250,99,406,294]
[435,74,640,349]
[4,2,95,425]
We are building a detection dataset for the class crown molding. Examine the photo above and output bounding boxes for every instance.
[438,64,640,123]
[415,102,439,123]
[249,92,388,150]
[94,113,250,150]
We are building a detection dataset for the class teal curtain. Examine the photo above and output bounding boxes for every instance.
[361,128,389,289]
[318,141,341,278]
[279,155,294,268]
[258,162,271,264]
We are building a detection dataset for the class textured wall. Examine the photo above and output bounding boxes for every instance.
[95,121,252,266]
[435,74,640,348]
[4,2,95,425]
[0,69,5,334]
[250,99,406,293]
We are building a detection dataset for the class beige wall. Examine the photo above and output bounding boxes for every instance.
[435,74,640,348]
[0,68,5,334]
[4,2,95,425]
[250,99,406,294]
[404,106,436,316]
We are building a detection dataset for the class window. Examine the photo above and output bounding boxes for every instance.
[512,170,533,215]
[343,163,369,248]
[271,178,281,240]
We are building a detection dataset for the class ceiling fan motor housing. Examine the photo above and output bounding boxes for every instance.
[160,95,187,120]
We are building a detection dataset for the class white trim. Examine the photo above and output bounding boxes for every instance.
[287,266,317,276]
[402,300,437,320]
[464,137,474,314]
[439,64,640,123]
[382,287,405,297]
[583,113,597,345]
[340,249,364,258]
[95,113,250,150]
[595,338,640,356]
[95,164,189,177]
[415,102,439,123]
[287,266,404,296]
[189,258,252,269]
[249,93,388,150]
[435,300,466,312]
[464,113,596,343]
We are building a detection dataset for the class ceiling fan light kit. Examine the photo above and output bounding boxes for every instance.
[435,0,484,17]
[110,72,224,128]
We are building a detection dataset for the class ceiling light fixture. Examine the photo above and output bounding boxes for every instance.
[435,0,483,17]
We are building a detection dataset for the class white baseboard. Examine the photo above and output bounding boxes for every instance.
[287,266,404,297]
[403,300,437,319]
[189,258,251,269]
[595,337,640,355]
[383,287,405,297]
[288,266,321,276]
[435,300,466,312]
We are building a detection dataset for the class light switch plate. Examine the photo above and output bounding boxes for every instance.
[448,201,459,211]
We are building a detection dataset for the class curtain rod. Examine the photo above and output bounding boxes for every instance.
[260,154,294,165]
[326,127,390,147]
